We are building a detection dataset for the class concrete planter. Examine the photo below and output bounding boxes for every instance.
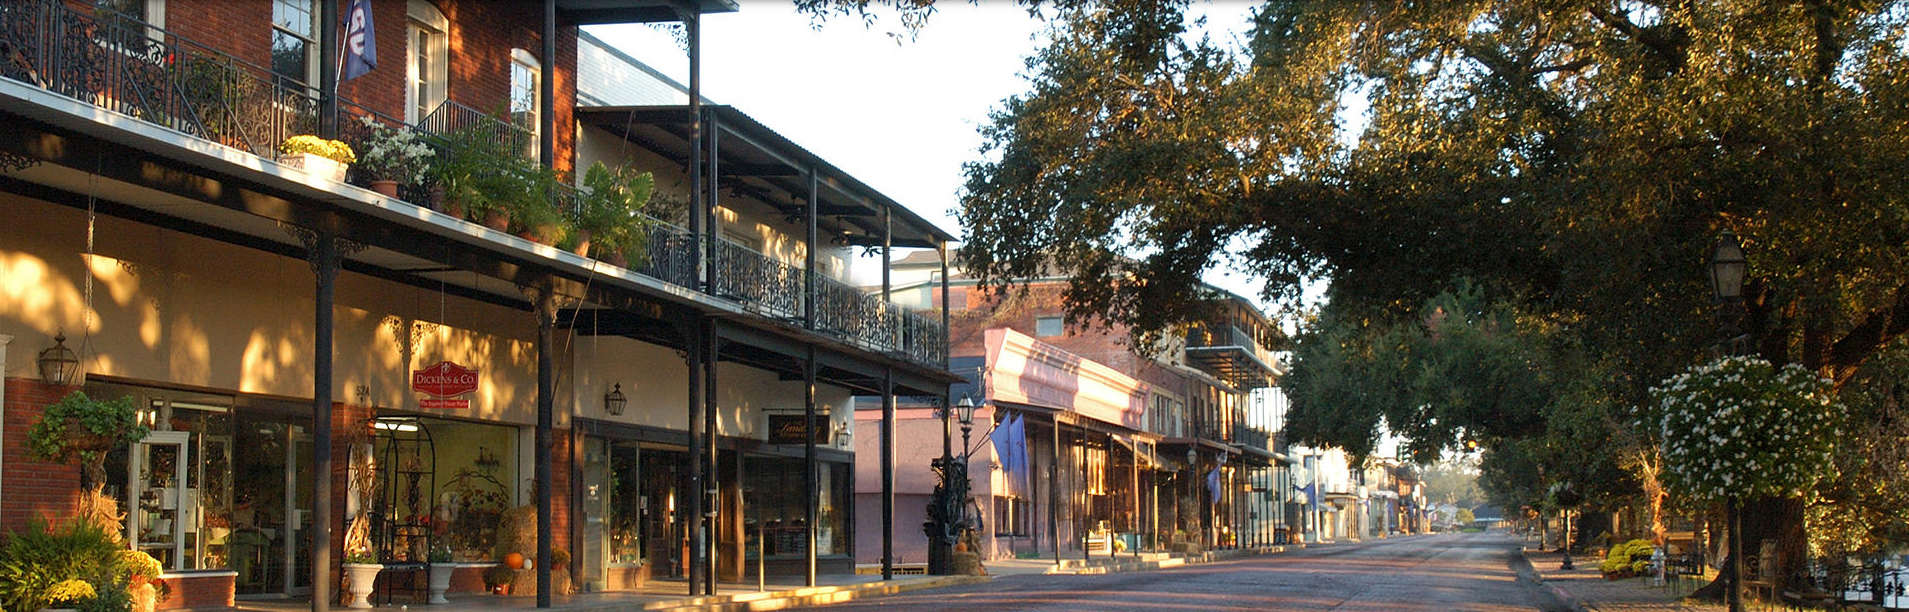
[342,562,383,609]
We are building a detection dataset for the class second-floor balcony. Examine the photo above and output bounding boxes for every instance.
[0,0,948,367]
[1185,322,1279,390]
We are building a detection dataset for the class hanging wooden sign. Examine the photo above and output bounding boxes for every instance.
[767,414,830,445]
[412,360,477,409]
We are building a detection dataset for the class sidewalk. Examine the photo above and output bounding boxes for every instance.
[234,573,989,612]
[239,547,1288,612]
[1521,547,1727,612]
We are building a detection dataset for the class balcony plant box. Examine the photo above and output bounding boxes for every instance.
[279,135,356,183]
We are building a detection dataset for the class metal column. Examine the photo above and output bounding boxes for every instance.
[306,233,339,612]
[533,288,555,607]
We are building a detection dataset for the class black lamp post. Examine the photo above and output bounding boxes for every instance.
[1552,482,1581,570]
[926,396,976,575]
[1707,230,1747,612]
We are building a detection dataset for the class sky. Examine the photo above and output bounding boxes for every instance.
[583,1,1276,304]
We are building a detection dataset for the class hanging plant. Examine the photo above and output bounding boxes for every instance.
[27,391,148,487]
[1652,356,1840,503]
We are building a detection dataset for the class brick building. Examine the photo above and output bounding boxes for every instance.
[0,1,951,609]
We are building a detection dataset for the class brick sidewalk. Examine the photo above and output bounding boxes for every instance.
[1525,548,1726,612]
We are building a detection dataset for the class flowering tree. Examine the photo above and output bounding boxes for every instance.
[1653,356,1840,504]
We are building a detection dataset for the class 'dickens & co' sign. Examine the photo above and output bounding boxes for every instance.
[412,361,478,409]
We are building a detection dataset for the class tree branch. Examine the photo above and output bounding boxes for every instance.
[1827,281,1909,387]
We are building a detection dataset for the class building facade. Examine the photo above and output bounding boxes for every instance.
[0,1,951,609]
[855,257,1289,566]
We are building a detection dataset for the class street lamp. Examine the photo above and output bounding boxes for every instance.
[1553,483,1581,571]
[1707,230,1748,612]
[956,396,977,456]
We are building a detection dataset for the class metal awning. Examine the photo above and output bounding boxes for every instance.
[557,0,738,24]
[577,105,954,250]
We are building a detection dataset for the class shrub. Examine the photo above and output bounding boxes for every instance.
[0,519,128,612]
[1599,539,1656,579]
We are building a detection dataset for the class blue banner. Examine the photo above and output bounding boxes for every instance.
[341,0,377,81]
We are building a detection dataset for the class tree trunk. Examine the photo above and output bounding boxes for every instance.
[1687,495,1806,602]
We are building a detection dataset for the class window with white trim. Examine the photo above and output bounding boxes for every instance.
[271,0,316,88]
[406,0,448,125]
[510,48,541,158]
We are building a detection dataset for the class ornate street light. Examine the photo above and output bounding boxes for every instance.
[603,383,627,416]
[37,330,80,386]
[1706,230,1749,612]
[1708,231,1747,302]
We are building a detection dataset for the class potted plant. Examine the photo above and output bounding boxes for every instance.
[340,551,383,609]
[482,566,515,595]
[352,115,433,198]
[428,123,522,229]
[575,162,656,263]
[278,135,356,182]
[426,547,455,604]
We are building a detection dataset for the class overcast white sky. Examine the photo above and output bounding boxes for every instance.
[584,1,1275,302]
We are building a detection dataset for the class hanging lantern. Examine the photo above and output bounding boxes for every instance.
[37,331,80,386]
[603,383,627,416]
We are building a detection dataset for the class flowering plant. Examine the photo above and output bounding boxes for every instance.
[354,115,434,184]
[279,135,357,164]
[45,578,97,604]
[1652,356,1839,503]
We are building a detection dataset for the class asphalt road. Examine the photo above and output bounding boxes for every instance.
[800,532,1570,611]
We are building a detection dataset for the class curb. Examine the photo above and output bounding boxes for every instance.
[625,575,994,612]
[1515,546,1585,612]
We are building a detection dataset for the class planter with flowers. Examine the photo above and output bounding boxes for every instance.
[279,135,356,182]
[352,115,434,198]
[1652,356,1840,504]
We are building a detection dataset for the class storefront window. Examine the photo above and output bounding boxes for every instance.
[421,418,517,562]
[101,392,235,573]
[743,456,850,558]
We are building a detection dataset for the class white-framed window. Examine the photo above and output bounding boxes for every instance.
[406,0,448,125]
[271,0,316,88]
[1035,316,1064,338]
[510,48,541,158]
[95,0,164,26]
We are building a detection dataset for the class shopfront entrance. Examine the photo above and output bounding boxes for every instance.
[580,437,690,590]
[95,383,315,599]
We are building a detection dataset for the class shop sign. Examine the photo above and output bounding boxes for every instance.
[412,360,477,409]
[767,414,830,445]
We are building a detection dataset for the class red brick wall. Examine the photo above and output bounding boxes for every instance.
[1,379,87,535]
[152,572,235,611]
[163,0,581,173]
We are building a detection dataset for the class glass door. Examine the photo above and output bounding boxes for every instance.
[231,416,312,597]
[128,431,191,570]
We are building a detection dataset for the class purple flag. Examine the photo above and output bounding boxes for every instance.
[341,0,377,81]
[990,412,1014,492]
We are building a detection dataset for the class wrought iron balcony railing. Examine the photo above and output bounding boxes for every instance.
[0,0,948,368]
[0,0,316,158]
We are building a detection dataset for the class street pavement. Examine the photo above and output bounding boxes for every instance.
[790,532,1566,611]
